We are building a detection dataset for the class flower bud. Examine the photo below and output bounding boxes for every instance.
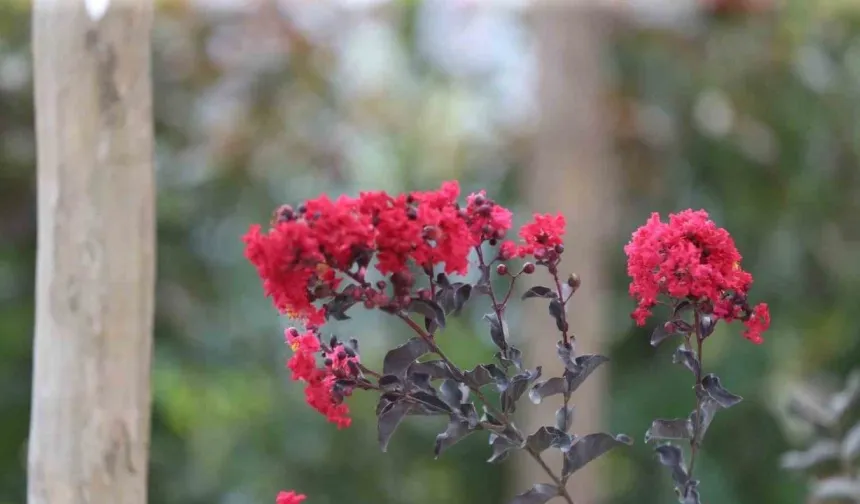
[523,262,535,274]
[496,264,508,276]
[567,273,581,291]
[273,204,294,223]
[423,225,440,241]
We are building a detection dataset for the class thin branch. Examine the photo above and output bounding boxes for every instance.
[687,310,705,477]
[395,310,577,504]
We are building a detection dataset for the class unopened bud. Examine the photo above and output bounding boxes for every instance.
[423,225,440,241]
[566,273,581,291]
[496,264,508,276]
[523,262,535,274]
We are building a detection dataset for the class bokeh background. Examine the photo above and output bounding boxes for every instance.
[3,0,860,503]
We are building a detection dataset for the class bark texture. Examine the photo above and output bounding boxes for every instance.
[518,5,619,503]
[29,1,155,503]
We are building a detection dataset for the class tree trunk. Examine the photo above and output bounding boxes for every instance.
[28,1,156,503]
[518,4,619,504]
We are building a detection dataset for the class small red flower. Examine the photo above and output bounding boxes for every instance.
[743,303,770,345]
[504,213,566,260]
[276,490,307,504]
[283,328,360,428]
[519,213,566,248]
[624,209,769,343]
[498,240,520,260]
[465,190,513,242]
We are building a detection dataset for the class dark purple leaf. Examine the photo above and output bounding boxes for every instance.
[680,481,701,504]
[509,484,559,504]
[484,312,508,351]
[452,283,472,315]
[408,360,454,380]
[673,300,692,317]
[556,405,575,432]
[645,419,693,443]
[435,272,451,288]
[562,433,631,478]
[502,368,542,414]
[522,286,557,300]
[376,396,393,416]
[564,354,609,393]
[411,391,453,414]
[504,346,524,370]
[487,434,519,464]
[378,401,412,452]
[688,397,721,443]
[434,418,476,458]
[440,379,469,408]
[701,374,742,408]
[378,374,402,392]
[464,365,494,388]
[655,444,689,487]
[672,346,700,377]
[529,377,566,405]
[556,340,575,368]
[383,337,431,377]
[674,319,694,334]
[408,299,446,330]
[527,426,572,454]
[459,403,480,429]
[347,337,359,352]
[650,324,672,347]
[409,372,434,393]
[324,291,358,321]
[548,298,566,332]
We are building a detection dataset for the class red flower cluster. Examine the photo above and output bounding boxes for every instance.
[624,209,770,344]
[244,181,523,326]
[285,328,359,428]
[276,491,306,504]
[499,213,566,263]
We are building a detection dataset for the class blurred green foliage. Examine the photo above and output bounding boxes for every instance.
[607,5,860,504]
[3,2,860,504]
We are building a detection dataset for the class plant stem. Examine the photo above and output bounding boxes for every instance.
[688,310,705,477]
[396,312,576,504]
[550,270,572,345]
[527,448,576,504]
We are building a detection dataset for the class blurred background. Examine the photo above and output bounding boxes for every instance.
[4,0,860,503]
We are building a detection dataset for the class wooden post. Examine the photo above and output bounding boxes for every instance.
[518,4,619,503]
[28,1,156,503]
